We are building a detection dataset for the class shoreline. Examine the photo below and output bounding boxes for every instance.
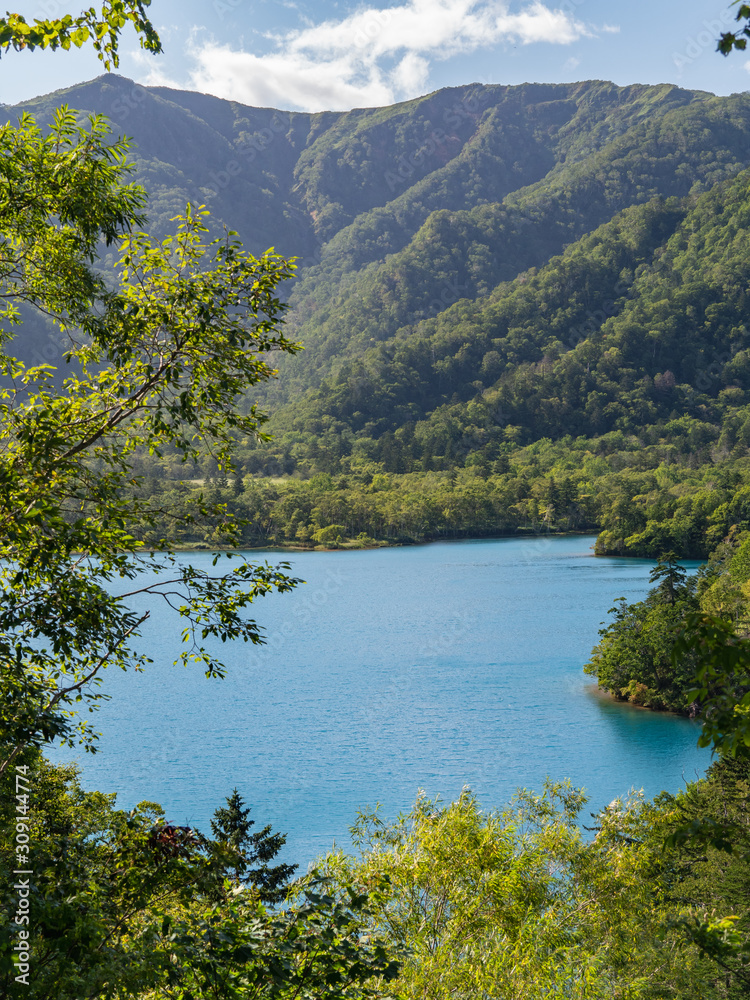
[162,528,606,555]
[156,526,709,564]
[584,682,696,721]
[160,529,698,562]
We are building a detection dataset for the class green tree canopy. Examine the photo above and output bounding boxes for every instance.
[320,784,722,998]
[649,552,689,605]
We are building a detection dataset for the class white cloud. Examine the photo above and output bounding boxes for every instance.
[392,52,431,93]
[140,0,592,111]
[562,55,580,73]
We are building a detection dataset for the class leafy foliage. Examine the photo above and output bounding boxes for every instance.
[5,12,750,1000]
[674,614,750,752]
[585,528,750,718]
[319,784,729,998]
[0,10,405,999]
[662,749,750,996]
[719,2,750,54]
[584,554,701,712]
[0,2,161,68]
[11,76,750,560]
[0,754,400,999]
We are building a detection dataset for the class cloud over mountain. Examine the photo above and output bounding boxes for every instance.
[143,0,590,110]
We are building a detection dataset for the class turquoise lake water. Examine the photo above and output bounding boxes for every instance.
[51,535,710,867]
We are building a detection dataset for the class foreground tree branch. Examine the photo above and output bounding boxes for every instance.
[0,106,302,766]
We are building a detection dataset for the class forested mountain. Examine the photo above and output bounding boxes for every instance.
[266,174,750,465]
[6,75,750,388]
[8,74,750,557]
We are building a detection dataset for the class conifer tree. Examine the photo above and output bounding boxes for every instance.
[649,552,688,605]
[211,788,298,902]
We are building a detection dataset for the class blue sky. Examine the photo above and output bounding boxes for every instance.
[2,1,750,111]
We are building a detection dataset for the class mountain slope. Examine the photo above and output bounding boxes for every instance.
[5,74,750,468]
[252,165,750,474]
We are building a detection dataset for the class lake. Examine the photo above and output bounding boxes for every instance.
[51,534,709,867]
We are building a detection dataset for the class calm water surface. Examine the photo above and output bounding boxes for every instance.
[52,535,709,866]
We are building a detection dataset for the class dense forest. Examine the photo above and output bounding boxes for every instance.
[2,5,750,997]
